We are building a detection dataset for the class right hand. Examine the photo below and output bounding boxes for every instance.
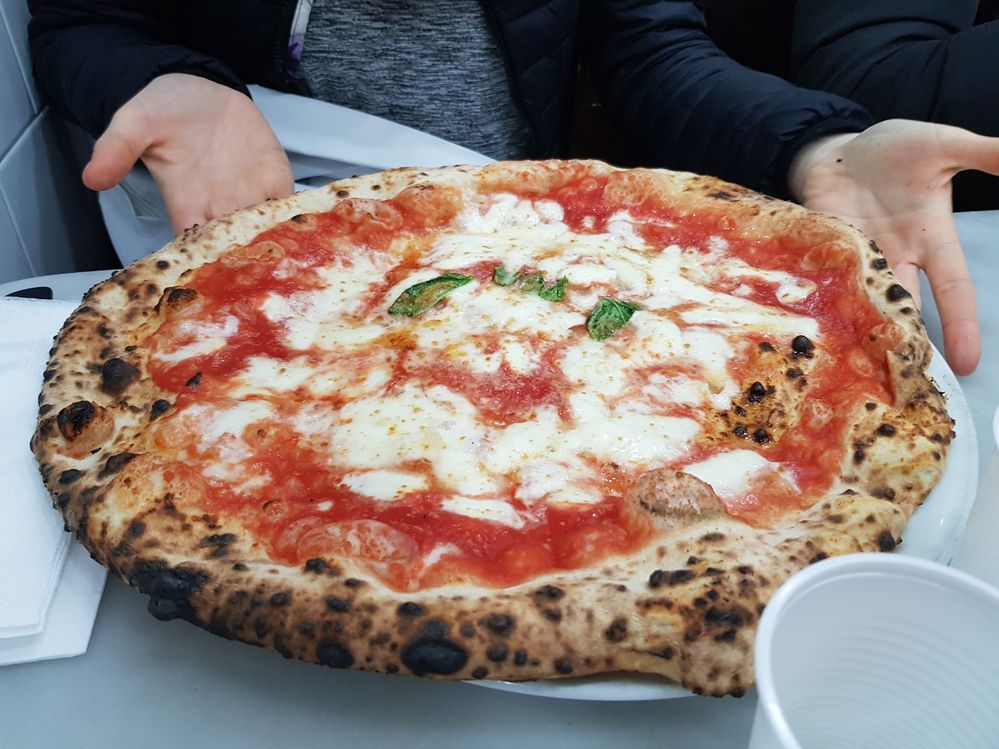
[82,73,294,234]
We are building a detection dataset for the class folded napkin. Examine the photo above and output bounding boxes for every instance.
[0,297,106,663]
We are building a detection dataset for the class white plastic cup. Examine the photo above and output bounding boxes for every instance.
[749,554,999,749]
[952,406,999,586]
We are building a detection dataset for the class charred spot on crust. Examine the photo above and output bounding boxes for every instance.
[752,428,771,444]
[471,666,488,680]
[57,401,96,440]
[156,286,197,313]
[137,563,207,622]
[877,530,898,551]
[325,596,352,613]
[317,641,354,669]
[649,569,694,588]
[100,358,139,395]
[746,381,768,403]
[156,260,170,270]
[486,644,508,662]
[872,486,896,501]
[871,258,888,270]
[270,592,290,607]
[790,335,814,358]
[701,532,725,543]
[785,367,803,380]
[304,558,327,573]
[513,649,528,666]
[344,578,365,589]
[876,423,897,437]
[732,424,748,439]
[481,613,514,636]
[853,447,866,465]
[865,402,878,411]
[535,585,565,600]
[99,451,137,478]
[397,602,425,618]
[335,189,350,198]
[758,341,775,352]
[554,658,574,675]
[150,399,171,419]
[401,621,469,676]
[58,469,83,485]
[886,284,910,302]
[704,607,745,633]
[290,214,309,223]
[185,372,202,389]
[604,618,628,642]
[128,520,146,537]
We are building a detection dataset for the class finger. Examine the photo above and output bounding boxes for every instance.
[891,261,922,310]
[163,191,212,235]
[922,230,981,376]
[938,126,999,177]
[82,124,149,192]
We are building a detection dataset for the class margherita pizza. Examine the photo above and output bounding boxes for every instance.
[32,161,951,696]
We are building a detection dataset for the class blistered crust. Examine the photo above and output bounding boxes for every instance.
[31,161,951,696]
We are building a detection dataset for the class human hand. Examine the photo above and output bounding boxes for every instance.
[789,119,999,376]
[82,73,293,234]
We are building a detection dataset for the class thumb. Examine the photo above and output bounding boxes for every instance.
[82,123,149,192]
[941,127,999,177]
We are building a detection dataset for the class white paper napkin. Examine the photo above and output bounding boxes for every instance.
[0,297,106,662]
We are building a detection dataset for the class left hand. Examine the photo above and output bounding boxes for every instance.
[789,119,999,376]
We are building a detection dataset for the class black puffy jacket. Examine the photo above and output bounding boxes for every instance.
[28,0,872,198]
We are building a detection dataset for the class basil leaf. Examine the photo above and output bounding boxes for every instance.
[494,265,567,302]
[586,298,640,340]
[537,276,567,302]
[493,265,521,286]
[388,274,473,317]
[519,272,545,295]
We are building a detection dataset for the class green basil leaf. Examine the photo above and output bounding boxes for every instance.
[537,276,567,302]
[388,274,473,317]
[494,265,567,302]
[493,265,521,286]
[586,297,640,340]
[519,272,545,295]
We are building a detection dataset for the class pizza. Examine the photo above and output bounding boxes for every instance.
[32,160,952,696]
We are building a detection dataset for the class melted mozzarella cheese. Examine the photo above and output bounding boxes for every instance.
[333,384,497,496]
[682,450,786,499]
[441,497,527,528]
[262,257,389,350]
[342,470,428,501]
[153,315,239,362]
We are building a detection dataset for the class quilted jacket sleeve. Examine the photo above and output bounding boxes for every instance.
[790,0,999,136]
[28,0,251,138]
[585,0,873,197]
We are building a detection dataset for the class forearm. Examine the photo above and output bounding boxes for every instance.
[29,0,250,138]
[586,0,871,197]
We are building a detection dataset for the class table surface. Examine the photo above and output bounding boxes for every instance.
[1,213,996,749]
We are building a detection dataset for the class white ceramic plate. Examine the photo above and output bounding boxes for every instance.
[469,348,979,702]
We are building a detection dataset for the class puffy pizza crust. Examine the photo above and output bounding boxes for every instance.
[32,161,952,696]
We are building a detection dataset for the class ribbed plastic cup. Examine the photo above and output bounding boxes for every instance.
[749,554,999,749]
[952,406,999,587]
